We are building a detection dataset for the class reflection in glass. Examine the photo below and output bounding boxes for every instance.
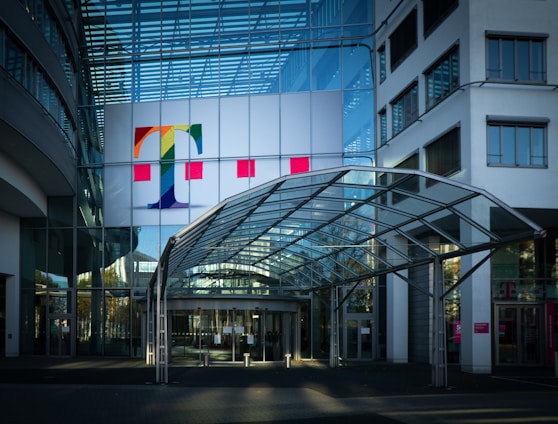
[48,228,73,288]
[77,289,103,355]
[104,290,131,356]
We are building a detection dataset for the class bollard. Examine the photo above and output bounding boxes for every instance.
[203,352,209,367]
[285,353,292,368]
[243,352,250,367]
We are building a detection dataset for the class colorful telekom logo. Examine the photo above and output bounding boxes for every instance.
[134,124,202,209]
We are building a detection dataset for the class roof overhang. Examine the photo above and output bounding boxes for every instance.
[149,166,545,296]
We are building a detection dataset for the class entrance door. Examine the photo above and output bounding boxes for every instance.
[46,289,72,356]
[170,309,286,362]
[496,305,543,365]
[345,319,374,360]
[49,318,71,355]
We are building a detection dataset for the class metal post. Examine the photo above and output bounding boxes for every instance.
[432,257,447,388]
[146,288,153,365]
[285,353,292,368]
[155,269,160,383]
[329,285,339,368]
[162,280,168,382]
[155,264,168,384]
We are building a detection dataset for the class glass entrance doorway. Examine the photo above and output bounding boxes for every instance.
[170,308,288,362]
[46,289,72,356]
[344,319,374,360]
[495,304,543,365]
[49,318,71,355]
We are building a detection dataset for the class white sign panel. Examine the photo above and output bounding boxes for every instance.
[104,92,343,227]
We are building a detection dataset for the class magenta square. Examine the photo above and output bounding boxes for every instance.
[237,159,255,178]
[290,157,309,174]
[185,162,203,180]
[134,164,151,181]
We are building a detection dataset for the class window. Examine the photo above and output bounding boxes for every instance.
[379,108,387,145]
[425,45,459,110]
[378,44,386,83]
[5,35,25,84]
[389,8,417,71]
[394,153,420,198]
[487,121,546,167]
[423,0,458,38]
[426,126,460,176]
[395,153,419,170]
[391,83,418,136]
[487,35,545,82]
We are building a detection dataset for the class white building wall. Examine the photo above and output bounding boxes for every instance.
[0,152,46,357]
[468,87,558,208]
[375,0,558,371]
[0,210,20,357]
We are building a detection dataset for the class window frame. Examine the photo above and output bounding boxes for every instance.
[389,8,417,72]
[395,152,419,171]
[378,43,386,83]
[486,32,547,83]
[423,0,459,39]
[486,118,548,168]
[378,107,387,145]
[424,44,459,110]
[393,152,420,200]
[425,125,461,178]
[391,81,418,136]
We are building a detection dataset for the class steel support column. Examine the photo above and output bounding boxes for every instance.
[146,288,154,365]
[329,285,340,368]
[155,265,168,383]
[432,257,448,387]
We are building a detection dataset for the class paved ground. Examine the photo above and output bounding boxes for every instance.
[0,357,557,423]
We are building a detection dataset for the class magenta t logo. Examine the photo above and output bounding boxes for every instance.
[134,124,202,209]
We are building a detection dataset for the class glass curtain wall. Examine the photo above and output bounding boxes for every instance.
[491,236,558,366]
[21,0,374,357]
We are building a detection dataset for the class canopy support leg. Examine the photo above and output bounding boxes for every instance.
[432,257,448,388]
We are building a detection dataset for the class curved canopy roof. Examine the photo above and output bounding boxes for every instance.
[153,166,544,294]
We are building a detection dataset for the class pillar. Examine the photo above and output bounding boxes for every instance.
[460,252,492,374]
[386,271,408,363]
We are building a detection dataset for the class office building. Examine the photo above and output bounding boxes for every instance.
[0,0,554,377]
[374,0,558,372]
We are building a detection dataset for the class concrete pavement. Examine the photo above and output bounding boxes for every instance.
[0,357,557,423]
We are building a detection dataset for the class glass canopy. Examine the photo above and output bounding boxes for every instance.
[154,166,544,294]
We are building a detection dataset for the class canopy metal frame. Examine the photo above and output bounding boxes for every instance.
[146,166,545,386]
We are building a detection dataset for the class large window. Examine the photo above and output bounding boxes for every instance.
[391,82,418,136]
[378,44,386,83]
[487,34,545,82]
[394,153,419,196]
[389,8,417,71]
[395,153,419,171]
[426,126,460,176]
[425,45,459,110]
[487,121,546,167]
[423,0,458,38]
[5,35,25,84]
[378,108,387,145]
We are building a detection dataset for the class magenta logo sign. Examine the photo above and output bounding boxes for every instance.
[133,124,202,209]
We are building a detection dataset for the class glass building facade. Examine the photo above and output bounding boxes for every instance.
[3,0,553,370]
[15,0,375,359]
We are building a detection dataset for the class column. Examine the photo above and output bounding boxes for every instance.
[386,271,408,363]
[460,252,492,374]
